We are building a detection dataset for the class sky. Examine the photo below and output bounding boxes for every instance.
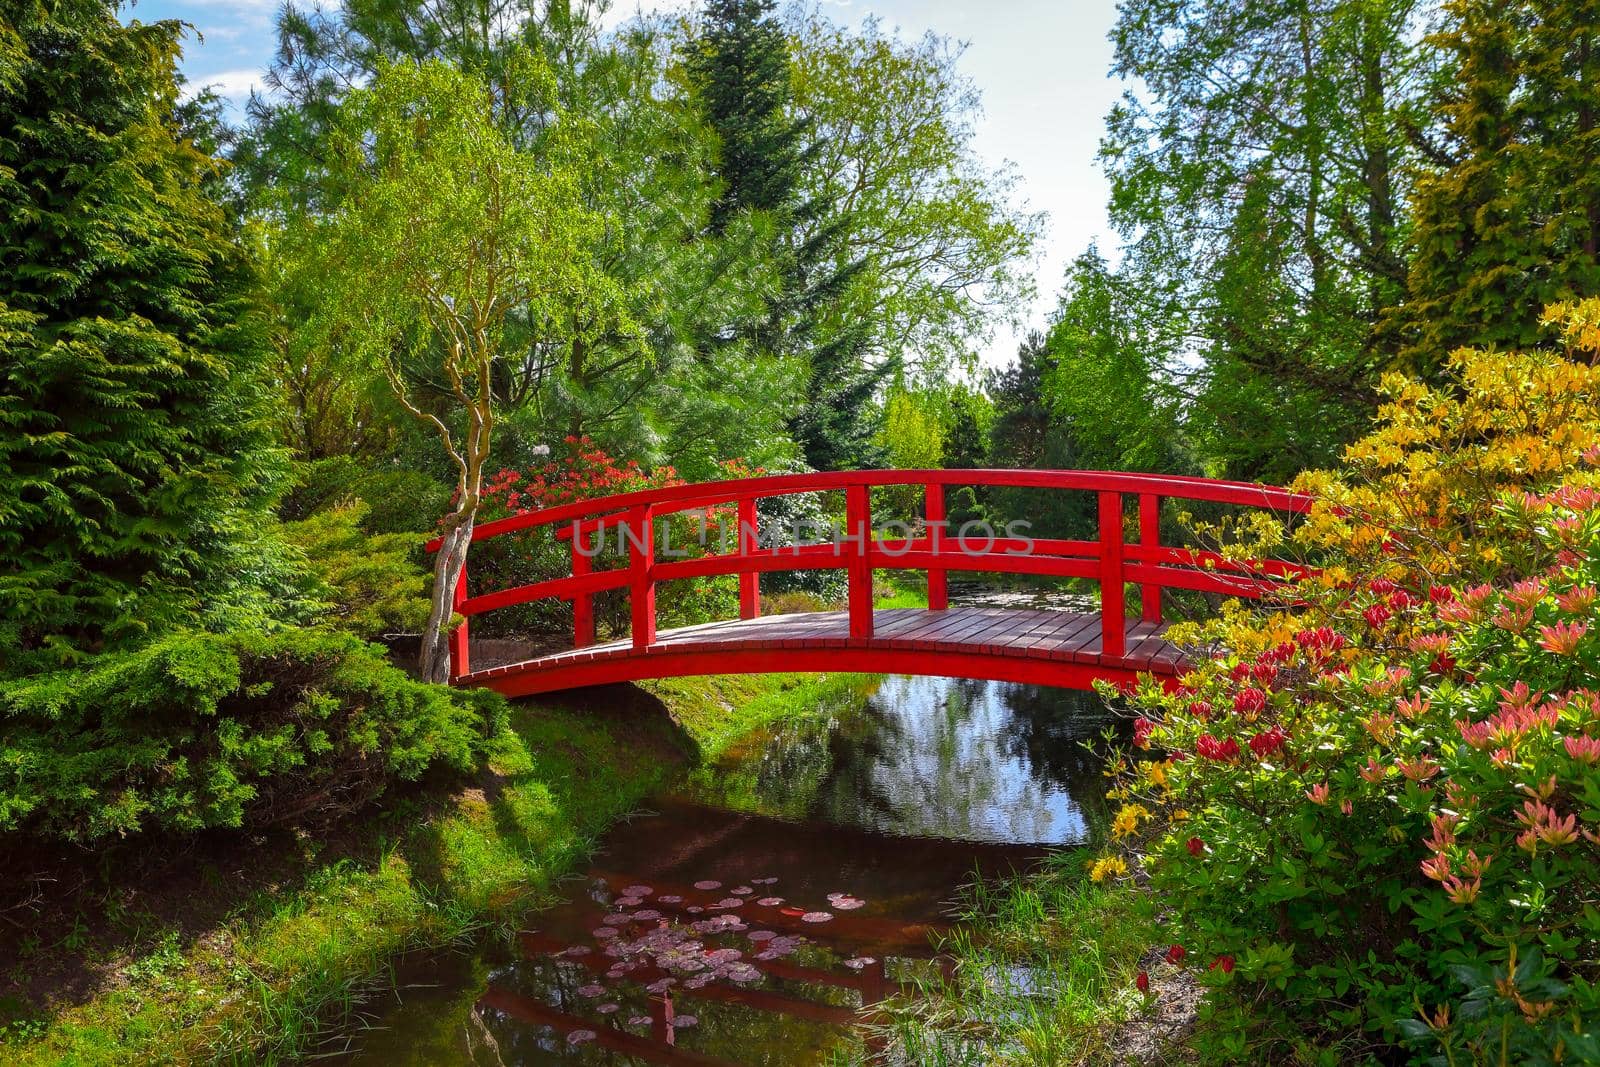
[126,0,1128,368]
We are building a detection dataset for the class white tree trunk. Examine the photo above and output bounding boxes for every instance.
[420,515,474,684]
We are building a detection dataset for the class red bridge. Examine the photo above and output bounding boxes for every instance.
[432,470,1310,697]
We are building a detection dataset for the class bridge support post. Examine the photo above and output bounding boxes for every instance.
[846,484,874,639]
[738,496,760,619]
[448,561,470,679]
[1098,491,1125,659]
[627,507,656,650]
[925,483,947,610]
[570,523,595,648]
[1139,493,1162,624]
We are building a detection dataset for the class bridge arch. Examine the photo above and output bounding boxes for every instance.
[427,469,1310,697]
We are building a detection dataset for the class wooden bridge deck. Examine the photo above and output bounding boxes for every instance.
[461,607,1184,697]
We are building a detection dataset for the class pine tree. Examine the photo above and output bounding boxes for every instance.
[1390,0,1600,374]
[690,0,808,231]
[690,0,883,470]
[0,0,284,673]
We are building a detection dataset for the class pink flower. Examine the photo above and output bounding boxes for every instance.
[1305,783,1331,805]
[1564,735,1600,764]
[1557,586,1597,613]
[1538,620,1588,656]
[1505,577,1547,610]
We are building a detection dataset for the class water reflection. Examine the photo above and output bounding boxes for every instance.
[338,676,1112,1065]
[680,675,1112,845]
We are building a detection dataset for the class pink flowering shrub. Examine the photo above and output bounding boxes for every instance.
[468,440,748,636]
[1100,318,1600,1063]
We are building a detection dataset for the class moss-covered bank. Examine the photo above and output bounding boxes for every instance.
[3,671,863,1066]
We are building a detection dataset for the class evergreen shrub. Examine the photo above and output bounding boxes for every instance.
[1,627,505,843]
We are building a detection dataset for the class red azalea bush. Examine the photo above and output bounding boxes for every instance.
[1098,308,1600,1064]
[468,440,747,637]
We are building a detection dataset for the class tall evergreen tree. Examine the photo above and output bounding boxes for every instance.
[0,0,285,673]
[1387,0,1600,374]
[689,0,884,470]
[690,0,807,231]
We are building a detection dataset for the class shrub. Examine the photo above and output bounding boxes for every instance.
[762,590,832,615]
[1097,303,1600,1063]
[0,627,505,842]
[470,441,741,636]
[279,456,452,535]
[281,503,432,640]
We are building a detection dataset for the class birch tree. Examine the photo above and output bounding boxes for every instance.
[306,53,626,681]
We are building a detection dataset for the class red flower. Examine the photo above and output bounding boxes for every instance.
[1196,734,1240,761]
[1368,578,1397,595]
[1186,837,1205,857]
[1187,700,1213,720]
[1210,955,1235,974]
[1165,944,1186,964]
[1248,726,1287,758]
[1233,687,1267,715]
[1135,970,1150,993]
[1133,718,1155,749]
[1363,603,1392,628]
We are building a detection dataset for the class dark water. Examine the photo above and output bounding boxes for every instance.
[336,676,1111,1066]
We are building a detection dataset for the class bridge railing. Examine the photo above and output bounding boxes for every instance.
[429,469,1313,679]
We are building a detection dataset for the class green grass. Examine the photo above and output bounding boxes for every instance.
[5,671,853,1066]
[847,851,1157,1067]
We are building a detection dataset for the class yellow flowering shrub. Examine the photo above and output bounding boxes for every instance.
[1098,301,1600,1063]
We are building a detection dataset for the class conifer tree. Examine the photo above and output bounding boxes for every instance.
[690,0,884,469]
[0,0,283,672]
[1390,0,1600,374]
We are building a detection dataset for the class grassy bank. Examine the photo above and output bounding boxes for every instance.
[3,671,866,1066]
[848,852,1161,1066]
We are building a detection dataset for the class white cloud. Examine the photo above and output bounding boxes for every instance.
[183,67,262,105]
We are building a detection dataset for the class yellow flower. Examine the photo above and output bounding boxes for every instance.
[1112,803,1152,839]
[1089,856,1129,883]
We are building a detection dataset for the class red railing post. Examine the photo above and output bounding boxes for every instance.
[1098,491,1126,658]
[1139,492,1162,624]
[626,506,656,650]
[448,560,470,679]
[925,482,948,610]
[846,484,873,639]
[738,496,760,619]
[570,522,595,648]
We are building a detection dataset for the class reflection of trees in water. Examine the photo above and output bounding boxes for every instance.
[989,680,1111,788]
[803,677,1107,844]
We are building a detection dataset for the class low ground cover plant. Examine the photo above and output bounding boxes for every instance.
[1097,302,1600,1063]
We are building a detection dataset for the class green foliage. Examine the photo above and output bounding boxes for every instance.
[0,626,503,842]
[0,0,289,673]
[690,0,806,229]
[1103,0,1432,478]
[1043,248,1190,476]
[1102,311,1600,1062]
[1386,0,1600,376]
[281,504,432,640]
[279,455,452,536]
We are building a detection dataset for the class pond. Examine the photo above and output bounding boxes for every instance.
[335,675,1113,1065]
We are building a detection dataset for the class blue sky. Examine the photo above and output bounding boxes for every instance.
[125,0,1127,368]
